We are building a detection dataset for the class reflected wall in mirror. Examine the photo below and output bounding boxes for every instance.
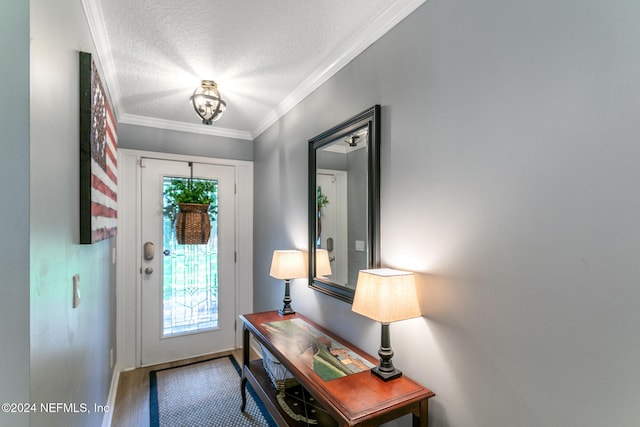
[308,105,380,303]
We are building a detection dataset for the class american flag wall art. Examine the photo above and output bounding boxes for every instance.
[79,51,118,244]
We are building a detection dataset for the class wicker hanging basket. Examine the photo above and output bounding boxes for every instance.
[175,203,210,244]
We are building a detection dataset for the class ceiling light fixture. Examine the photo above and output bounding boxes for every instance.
[345,134,360,147]
[190,80,226,125]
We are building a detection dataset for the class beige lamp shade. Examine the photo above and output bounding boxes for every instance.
[352,268,421,323]
[315,249,332,277]
[269,250,306,280]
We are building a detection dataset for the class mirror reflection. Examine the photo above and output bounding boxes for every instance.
[315,127,369,288]
[308,105,380,303]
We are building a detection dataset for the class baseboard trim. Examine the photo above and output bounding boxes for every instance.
[101,367,121,427]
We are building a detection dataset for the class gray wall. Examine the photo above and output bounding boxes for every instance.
[118,123,254,161]
[28,0,116,426]
[254,1,640,425]
[0,1,30,426]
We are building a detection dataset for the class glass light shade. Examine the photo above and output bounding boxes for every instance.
[352,268,421,323]
[190,80,226,125]
[315,249,332,277]
[269,250,306,280]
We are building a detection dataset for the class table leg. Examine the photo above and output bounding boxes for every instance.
[240,324,250,412]
[412,399,429,427]
[240,377,248,411]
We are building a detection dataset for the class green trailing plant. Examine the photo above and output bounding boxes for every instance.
[317,186,329,209]
[163,178,218,223]
[164,178,216,205]
[316,186,329,247]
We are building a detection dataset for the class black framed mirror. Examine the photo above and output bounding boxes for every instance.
[308,105,380,303]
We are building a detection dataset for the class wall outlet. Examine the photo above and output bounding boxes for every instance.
[72,274,81,308]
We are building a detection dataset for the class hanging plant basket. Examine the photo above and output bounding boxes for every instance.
[175,203,211,244]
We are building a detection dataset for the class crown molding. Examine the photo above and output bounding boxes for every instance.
[119,114,253,140]
[251,0,426,138]
[83,0,425,141]
[80,0,123,120]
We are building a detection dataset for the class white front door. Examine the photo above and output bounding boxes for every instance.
[140,158,236,366]
[317,170,348,286]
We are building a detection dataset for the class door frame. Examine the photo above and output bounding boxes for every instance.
[316,169,348,285]
[116,149,254,368]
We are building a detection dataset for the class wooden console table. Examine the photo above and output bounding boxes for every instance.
[240,310,435,426]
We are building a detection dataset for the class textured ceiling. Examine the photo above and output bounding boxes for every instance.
[85,0,425,140]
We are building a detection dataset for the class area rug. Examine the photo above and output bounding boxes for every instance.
[150,355,277,427]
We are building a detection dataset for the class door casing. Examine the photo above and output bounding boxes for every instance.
[116,149,254,369]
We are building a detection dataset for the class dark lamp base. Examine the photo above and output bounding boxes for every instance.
[372,366,403,381]
[279,279,295,315]
[371,322,404,381]
[279,306,295,315]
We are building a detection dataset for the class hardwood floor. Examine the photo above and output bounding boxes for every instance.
[110,348,253,427]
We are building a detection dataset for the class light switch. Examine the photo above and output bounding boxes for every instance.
[355,240,365,252]
[73,274,81,308]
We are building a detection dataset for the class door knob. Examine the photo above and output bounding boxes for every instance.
[144,267,153,275]
[326,237,334,252]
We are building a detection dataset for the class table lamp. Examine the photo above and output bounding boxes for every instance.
[270,250,306,315]
[351,268,421,381]
[315,249,332,277]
